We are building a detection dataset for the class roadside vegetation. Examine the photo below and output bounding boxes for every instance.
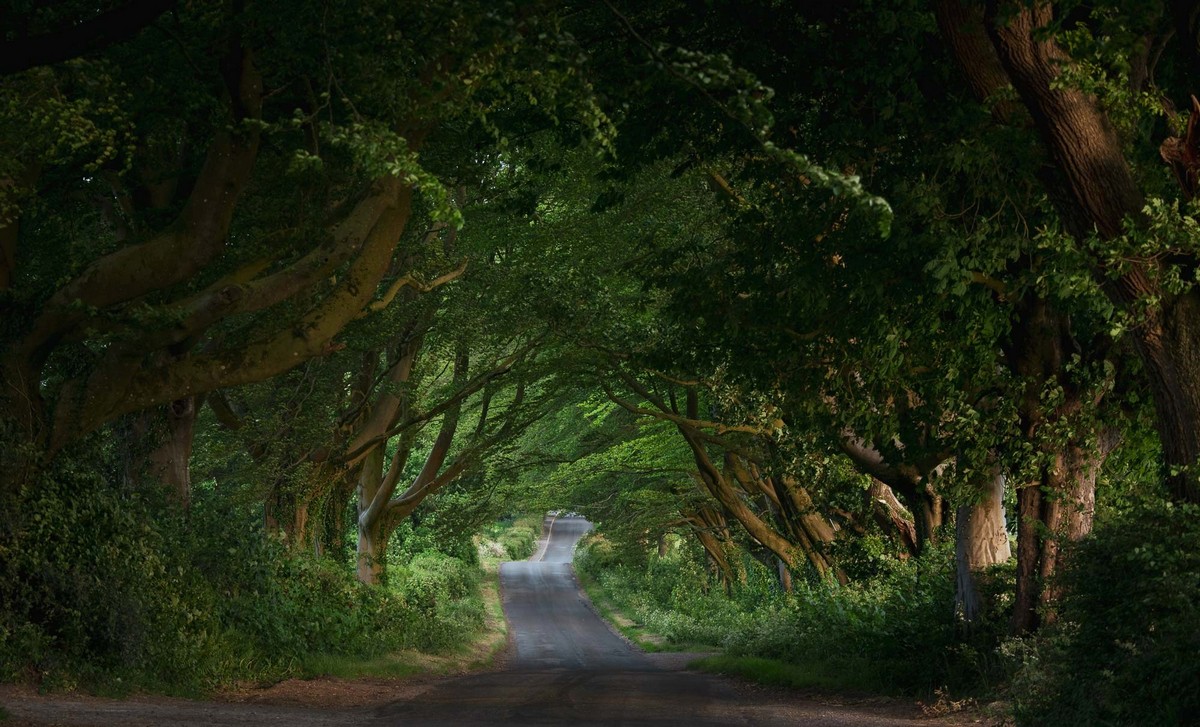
[571,501,1199,722]
[0,464,533,695]
[576,533,1001,697]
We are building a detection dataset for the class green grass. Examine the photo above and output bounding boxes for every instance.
[576,569,696,653]
[297,568,509,680]
[0,705,10,721]
[298,653,427,679]
[466,568,508,670]
[690,654,890,694]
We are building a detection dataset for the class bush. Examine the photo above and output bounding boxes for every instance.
[1010,501,1200,726]
[0,450,488,694]
[478,515,540,562]
[500,525,537,560]
[388,550,485,651]
[0,461,231,693]
[576,535,1006,696]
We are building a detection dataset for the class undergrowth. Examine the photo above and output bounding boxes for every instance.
[0,456,489,695]
[477,515,540,563]
[575,534,1007,698]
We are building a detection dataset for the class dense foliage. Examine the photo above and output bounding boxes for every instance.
[0,442,492,693]
[576,531,1008,697]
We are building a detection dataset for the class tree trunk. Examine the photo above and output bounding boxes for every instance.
[837,434,947,554]
[150,398,198,509]
[954,2,1200,504]
[867,479,919,558]
[687,505,743,592]
[357,446,387,585]
[954,466,1011,625]
[776,557,793,593]
[1010,434,1114,633]
[120,397,198,509]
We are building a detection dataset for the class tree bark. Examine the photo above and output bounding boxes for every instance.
[356,446,389,585]
[119,397,198,510]
[867,478,920,558]
[355,348,469,584]
[954,466,1011,625]
[47,179,415,452]
[838,434,947,553]
[146,397,198,510]
[1010,431,1116,633]
[945,1,1200,503]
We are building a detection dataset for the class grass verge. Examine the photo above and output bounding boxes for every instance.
[690,654,893,694]
[574,569,676,652]
[295,568,509,680]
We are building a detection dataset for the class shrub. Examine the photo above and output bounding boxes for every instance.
[1010,501,1200,726]
[499,525,537,560]
[0,461,231,693]
[389,550,484,651]
[478,515,541,562]
[576,536,1005,696]
[0,451,488,694]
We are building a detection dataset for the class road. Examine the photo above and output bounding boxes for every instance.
[371,516,937,726]
[1,516,974,726]
[374,516,741,725]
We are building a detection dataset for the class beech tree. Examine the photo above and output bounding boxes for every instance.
[0,0,612,501]
[935,0,1200,505]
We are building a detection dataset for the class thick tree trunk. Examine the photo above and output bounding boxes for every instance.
[954,467,1011,625]
[1010,435,1113,633]
[120,398,198,509]
[355,348,471,584]
[911,488,946,552]
[264,487,310,545]
[149,398,198,509]
[957,2,1200,503]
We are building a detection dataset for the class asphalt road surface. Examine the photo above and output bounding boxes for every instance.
[375,515,742,726]
[371,516,941,727]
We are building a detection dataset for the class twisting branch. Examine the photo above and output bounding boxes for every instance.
[360,258,468,317]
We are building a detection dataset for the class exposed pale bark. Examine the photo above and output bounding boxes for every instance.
[607,376,834,578]
[344,331,425,467]
[356,348,474,584]
[342,337,535,465]
[867,478,919,557]
[357,447,389,584]
[119,397,198,508]
[954,466,1011,625]
[838,434,948,553]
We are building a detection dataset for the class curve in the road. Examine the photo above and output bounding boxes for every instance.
[373,516,741,726]
[501,516,648,671]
